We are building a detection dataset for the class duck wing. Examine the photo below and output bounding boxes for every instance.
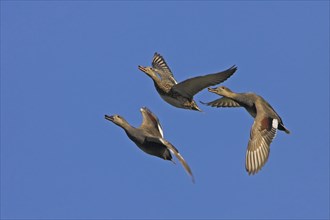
[140,107,164,138]
[200,97,241,108]
[245,117,278,175]
[146,136,195,183]
[171,65,237,99]
[263,101,291,134]
[152,53,177,84]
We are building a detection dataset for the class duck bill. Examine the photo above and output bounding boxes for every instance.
[208,87,218,94]
[138,65,147,73]
[104,115,114,122]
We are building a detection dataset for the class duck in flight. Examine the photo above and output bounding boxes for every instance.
[201,86,290,175]
[138,53,237,111]
[105,107,195,182]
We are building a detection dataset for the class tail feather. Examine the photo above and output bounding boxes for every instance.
[279,123,290,134]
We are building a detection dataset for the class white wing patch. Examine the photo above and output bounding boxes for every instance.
[272,119,278,129]
[158,123,164,138]
[159,138,166,145]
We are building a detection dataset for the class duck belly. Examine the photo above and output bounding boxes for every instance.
[160,94,186,109]
[137,143,167,159]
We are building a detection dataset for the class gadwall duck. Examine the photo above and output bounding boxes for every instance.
[105,107,194,182]
[138,53,237,111]
[202,86,290,175]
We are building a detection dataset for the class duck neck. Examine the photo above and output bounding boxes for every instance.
[227,92,256,116]
[151,75,167,92]
[223,91,251,107]
[118,121,135,134]
[223,90,238,100]
[121,123,144,145]
[147,72,160,85]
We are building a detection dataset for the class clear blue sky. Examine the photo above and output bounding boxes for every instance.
[1,1,329,219]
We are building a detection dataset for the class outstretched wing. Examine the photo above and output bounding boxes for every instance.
[171,65,237,99]
[140,107,164,138]
[146,136,194,183]
[200,97,241,108]
[159,138,195,183]
[245,117,278,175]
[152,53,177,84]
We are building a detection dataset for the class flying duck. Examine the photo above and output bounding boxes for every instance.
[105,107,195,182]
[138,52,237,111]
[202,86,290,175]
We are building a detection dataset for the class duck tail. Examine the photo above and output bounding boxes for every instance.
[279,123,290,134]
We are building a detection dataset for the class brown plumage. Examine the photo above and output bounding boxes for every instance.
[105,107,195,182]
[138,52,237,111]
[202,86,290,175]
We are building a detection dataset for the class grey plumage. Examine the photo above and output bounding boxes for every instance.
[138,52,237,111]
[105,107,194,182]
[202,86,290,175]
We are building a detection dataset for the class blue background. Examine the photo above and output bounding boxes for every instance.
[1,1,329,219]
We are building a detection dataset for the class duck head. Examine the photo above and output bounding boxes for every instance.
[208,86,233,96]
[105,114,128,127]
[138,65,158,79]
